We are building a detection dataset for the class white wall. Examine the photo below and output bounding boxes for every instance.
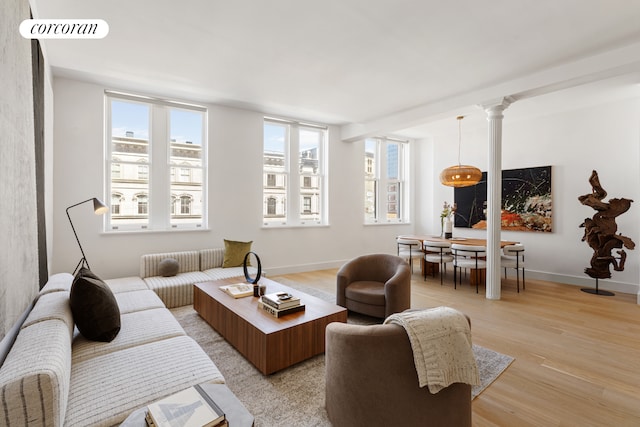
[51,77,414,279]
[51,77,640,296]
[416,98,640,295]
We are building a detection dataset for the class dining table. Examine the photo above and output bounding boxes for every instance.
[398,234,518,248]
[397,235,519,287]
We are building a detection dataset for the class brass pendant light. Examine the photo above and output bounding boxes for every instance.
[439,115,482,187]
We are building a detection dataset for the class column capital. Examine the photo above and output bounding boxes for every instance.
[479,96,516,116]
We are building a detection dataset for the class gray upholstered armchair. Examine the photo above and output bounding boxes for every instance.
[336,254,411,318]
[325,321,472,427]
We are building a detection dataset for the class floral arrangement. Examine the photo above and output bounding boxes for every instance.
[440,201,456,236]
[441,201,456,221]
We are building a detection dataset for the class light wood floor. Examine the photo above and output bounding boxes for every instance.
[271,268,640,427]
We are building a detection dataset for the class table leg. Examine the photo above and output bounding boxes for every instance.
[469,268,486,289]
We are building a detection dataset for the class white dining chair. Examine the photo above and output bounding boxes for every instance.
[423,241,454,285]
[501,244,526,292]
[396,237,422,274]
[451,243,487,293]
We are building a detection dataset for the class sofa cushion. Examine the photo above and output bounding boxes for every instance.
[39,272,74,296]
[115,289,166,314]
[199,248,225,270]
[72,308,186,363]
[143,271,212,308]
[222,239,253,268]
[158,257,180,277]
[22,291,74,333]
[140,251,200,278]
[203,266,259,281]
[70,268,121,342]
[0,319,72,426]
[65,335,224,426]
[104,276,149,294]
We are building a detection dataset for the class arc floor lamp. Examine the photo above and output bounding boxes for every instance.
[66,197,108,274]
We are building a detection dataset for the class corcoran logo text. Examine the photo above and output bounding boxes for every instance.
[20,19,109,39]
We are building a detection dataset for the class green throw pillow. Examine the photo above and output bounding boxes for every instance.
[223,239,253,268]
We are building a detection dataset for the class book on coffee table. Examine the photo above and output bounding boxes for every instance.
[146,384,225,427]
[261,292,301,309]
[258,299,305,318]
[219,283,253,298]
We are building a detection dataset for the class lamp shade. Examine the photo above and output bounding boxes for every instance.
[92,198,109,214]
[439,164,482,187]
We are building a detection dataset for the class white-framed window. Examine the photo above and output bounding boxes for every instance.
[111,159,122,179]
[180,195,192,215]
[179,167,191,182]
[266,173,276,187]
[135,193,148,215]
[262,117,327,226]
[105,91,207,231]
[111,193,123,215]
[266,197,277,216]
[137,163,148,180]
[364,137,409,224]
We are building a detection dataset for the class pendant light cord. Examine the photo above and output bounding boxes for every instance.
[457,115,464,166]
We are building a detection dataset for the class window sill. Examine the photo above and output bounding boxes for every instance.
[261,223,330,229]
[101,227,211,235]
[363,221,411,226]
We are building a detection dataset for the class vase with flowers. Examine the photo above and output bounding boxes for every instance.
[440,201,456,238]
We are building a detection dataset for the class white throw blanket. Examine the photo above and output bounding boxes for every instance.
[384,307,480,393]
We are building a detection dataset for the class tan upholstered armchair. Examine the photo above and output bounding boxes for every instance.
[336,254,411,318]
[325,321,472,427]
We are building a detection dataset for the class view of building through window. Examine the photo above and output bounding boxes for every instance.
[106,93,206,231]
[263,118,326,226]
[364,137,408,223]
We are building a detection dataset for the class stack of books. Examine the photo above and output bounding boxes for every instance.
[259,292,305,318]
[146,384,227,427]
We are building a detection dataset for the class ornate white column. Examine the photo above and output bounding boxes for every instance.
[482,97,513,300]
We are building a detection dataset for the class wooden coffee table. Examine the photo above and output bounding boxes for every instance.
[194,277,347,375]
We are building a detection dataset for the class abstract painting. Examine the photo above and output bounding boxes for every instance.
[454,165,552,232]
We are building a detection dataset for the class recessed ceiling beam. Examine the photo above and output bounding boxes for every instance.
[340,41,640,142]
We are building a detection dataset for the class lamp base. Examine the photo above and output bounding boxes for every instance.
[580,278,614,296]
[580,288,614,296]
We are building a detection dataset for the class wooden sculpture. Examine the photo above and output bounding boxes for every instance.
[578,170,635,283]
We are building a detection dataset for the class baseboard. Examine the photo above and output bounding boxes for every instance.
[526,270,639,296]
[266,262,639,299]
[267,259,640,304]
[264,259,349,276]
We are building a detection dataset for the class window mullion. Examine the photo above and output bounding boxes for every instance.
[150,104,169,229]
[104,99,114,230]
[289,125,301,224]
[379,140,389,222]
[375,140,382,222]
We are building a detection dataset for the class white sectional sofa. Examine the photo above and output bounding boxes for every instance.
[0,272,224,426]
[0,247,257,426]
[139,247,260,308]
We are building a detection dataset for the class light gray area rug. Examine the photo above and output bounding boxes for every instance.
[171,283,514,426]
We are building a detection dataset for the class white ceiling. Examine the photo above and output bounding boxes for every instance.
[30,0,640,139]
